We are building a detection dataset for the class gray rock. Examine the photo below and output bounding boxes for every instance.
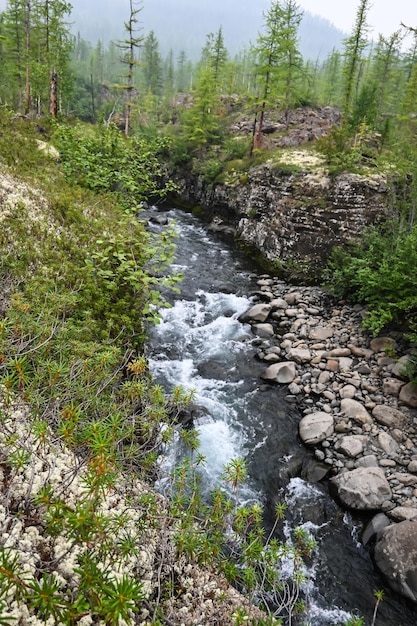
[337,436,364,458]
[239,303,272,323]
[299,412,334,445]
[399,383,417,408]
[356,454,379,468]
[340,398,373,425]
[382,378,405,397]
[252,323,274,338]
[288,347,312,363]
[377,431,399,456]
[270,297,289,310]
[309,326,334,341]
[389,506,417,521]
[330,467,391,510]
[261,361,297,384]
[372,405,406,429]
[392,355,413,380]
[362,512,391,545]
[374,520,417,603]
[340,384,356,399]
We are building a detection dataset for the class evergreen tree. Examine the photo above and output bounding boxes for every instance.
[251,0,304,151]
[117,0,143,136]
[1,0,26,108]
[371,31,404,126]
[141,30,163,96]
[341,0,371,117]
[211,27,228,89]
[32,0,73,114]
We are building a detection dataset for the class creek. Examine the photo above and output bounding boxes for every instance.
[145,205,416,625]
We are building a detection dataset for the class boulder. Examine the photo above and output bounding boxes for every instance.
[252,323,274,338]
[399,383,417,408]
[362,512,391,545]
[261,361,297,384]
[337,435,365,458]
[299,412,334,445]
[370,336,397,352]
[330,467,391,510]
[392,355,413,379]
[239,303,272,323]
[288,347,312,363]
[340,398,373,425]
[382,378,405,397]
[377,431,399,456]
[372,405,406,429]
[374,520,417,603]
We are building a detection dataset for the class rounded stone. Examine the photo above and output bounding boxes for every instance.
[299,411,334,445]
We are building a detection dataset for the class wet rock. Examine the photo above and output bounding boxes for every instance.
[301,457,330,482]
[299,411,334,445]
[239,303,272,323]
[362,512,391,545]
[252,323,274,338]
[261,361,297,384]
[330,467,392,510]
[374,520,417,603]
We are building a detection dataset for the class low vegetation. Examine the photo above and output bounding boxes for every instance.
[0,0,416,622]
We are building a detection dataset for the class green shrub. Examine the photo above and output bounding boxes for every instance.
[325,223,417,335]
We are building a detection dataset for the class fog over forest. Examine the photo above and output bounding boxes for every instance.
[41,0,346,60]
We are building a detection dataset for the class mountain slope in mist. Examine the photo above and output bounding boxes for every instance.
[69,0,345,60]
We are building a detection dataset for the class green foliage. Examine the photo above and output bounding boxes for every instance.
[53,121,176,210]
[170,440,314,624]
[325,223,417,335]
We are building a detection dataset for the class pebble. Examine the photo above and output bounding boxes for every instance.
[245,279,417,516]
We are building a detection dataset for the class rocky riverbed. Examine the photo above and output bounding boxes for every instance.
[240,275,417,603]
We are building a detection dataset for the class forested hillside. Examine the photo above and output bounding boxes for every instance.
[0,0,417,623]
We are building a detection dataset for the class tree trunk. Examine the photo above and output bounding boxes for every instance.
[49,67,58,117]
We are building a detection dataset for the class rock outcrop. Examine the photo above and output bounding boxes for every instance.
[173,161,392,277]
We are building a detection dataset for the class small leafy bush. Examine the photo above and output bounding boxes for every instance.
[325,223,417,336]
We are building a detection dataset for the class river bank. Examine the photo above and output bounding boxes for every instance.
[240,275,417,604]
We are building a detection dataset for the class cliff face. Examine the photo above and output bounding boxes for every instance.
[172,159,392,279]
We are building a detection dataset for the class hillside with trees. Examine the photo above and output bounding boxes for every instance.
[0,0,417,623]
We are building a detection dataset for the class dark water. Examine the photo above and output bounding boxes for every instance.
[145,206,417,626]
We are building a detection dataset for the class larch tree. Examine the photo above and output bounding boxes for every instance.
[341,0,371,118]
[251,0,304,153]
[117,0,143,136]
[32,0,73,115]
[1,0,26,108]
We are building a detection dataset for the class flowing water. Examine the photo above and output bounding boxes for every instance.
[145,206,416,626]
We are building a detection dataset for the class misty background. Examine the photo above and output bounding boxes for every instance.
[57,0,346,60]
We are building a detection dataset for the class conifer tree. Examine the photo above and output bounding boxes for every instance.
[117,0,143,136]
[141,30,163,96]
[251,0,304,152]
[341,0,371,117]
